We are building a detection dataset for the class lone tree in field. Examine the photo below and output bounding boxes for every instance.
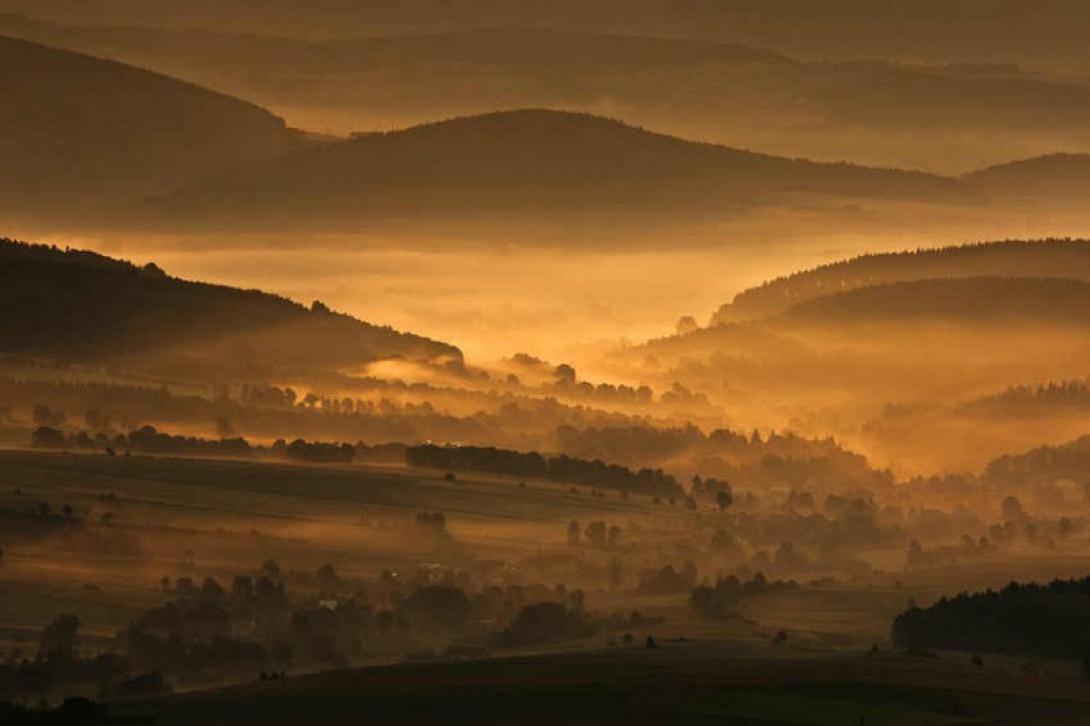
[567,520,581,546]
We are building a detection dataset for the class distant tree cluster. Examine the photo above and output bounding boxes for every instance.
[32,425,252,458]
[29,425,362,465]
[272,438,355,464]
[961,378,1090,418]
[555,424,892,495]
[405,444,683,496]
[689,573,799,620]
[0,558,652,703]
[638,563,698,596]
[892,577,1090,659]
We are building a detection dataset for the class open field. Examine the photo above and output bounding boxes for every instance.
[113,640,1090,725]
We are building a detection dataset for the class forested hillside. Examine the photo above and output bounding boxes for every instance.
[0,239,460,378]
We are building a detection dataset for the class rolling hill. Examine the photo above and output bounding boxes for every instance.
[0,34,301,219]
[775,276,1090,327]
[0,238,460,379]
[6,17,1090,171]
[149,108,968,232]
[710,239,1090,325]
[962,153,1090,202]
[6,1,1090,72]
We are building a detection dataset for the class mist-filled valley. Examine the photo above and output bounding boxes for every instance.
[7,3,1090,724]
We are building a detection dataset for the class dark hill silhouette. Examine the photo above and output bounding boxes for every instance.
[0,238,460,379]
[777,277,1090,327]
[982,431,1090,489]
[962,153,1090,203]
[155,109,967,231]
[0,34,301,219]
[646,275,1090,358]
[711,239,1090,324]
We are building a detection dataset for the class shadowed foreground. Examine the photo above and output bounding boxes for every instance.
[111,642,1090,725]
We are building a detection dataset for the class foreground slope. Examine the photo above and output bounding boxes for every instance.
[110,643,1090,725]
[0,238,460,377]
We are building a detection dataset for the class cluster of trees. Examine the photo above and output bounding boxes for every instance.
[30,424,360,466]
[2,559,648,703]
[272,438,355,464]
[962,378,1090,418]
[904,535,998,570]
[689,574,799,620]
[406,444,683,496]
[32,425,253,458]
[691,476,733,509]
[0,376,666,463]
[638,563,698,596]
[554,424,893,495]
[892,577,1090,659]
[0,613,132,705]
[566,520,621,547]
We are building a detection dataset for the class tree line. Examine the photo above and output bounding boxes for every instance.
[892,576,1090,659]
[405,444,683,496]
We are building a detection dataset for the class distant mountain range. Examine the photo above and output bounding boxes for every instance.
[4,1,1090,73]
[4,17,1090,171]
[152,108,965,232]
[2,32,1090,243]
[0,238,460,380]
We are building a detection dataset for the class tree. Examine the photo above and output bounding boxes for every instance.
[39,613,80,659]
[31,426,66,449]
[554,363,577,385]
[715,489,733,511]
[567,520,581,546]
[1001,495,1025,523]
[675,315,699,336]
[399,585,472,632]
[33,403,66,427]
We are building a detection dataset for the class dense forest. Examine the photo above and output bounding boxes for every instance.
[892,577,1090,659]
